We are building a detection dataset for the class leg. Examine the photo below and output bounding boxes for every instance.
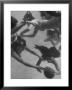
[36,58,42,73]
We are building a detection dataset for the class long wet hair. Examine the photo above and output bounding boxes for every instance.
[11,16,18,29]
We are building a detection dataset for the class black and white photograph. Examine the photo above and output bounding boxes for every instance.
[4,4,69,86]
[11,11,61,79]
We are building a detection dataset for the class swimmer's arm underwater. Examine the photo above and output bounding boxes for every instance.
[27,17,60,29]
[11,48,43,70]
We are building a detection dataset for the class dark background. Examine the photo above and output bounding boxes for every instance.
[0,0,70,89]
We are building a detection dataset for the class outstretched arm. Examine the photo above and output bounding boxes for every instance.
[26,17,60,29]
[11,48,41,69]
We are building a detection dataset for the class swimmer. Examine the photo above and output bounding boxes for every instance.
[21,11,61,38]
[34,45,60,72]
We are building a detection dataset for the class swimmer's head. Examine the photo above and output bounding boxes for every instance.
[11,16,18,29]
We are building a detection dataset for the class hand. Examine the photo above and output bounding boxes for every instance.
[26,19,39,26]
[26,19,49,28]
